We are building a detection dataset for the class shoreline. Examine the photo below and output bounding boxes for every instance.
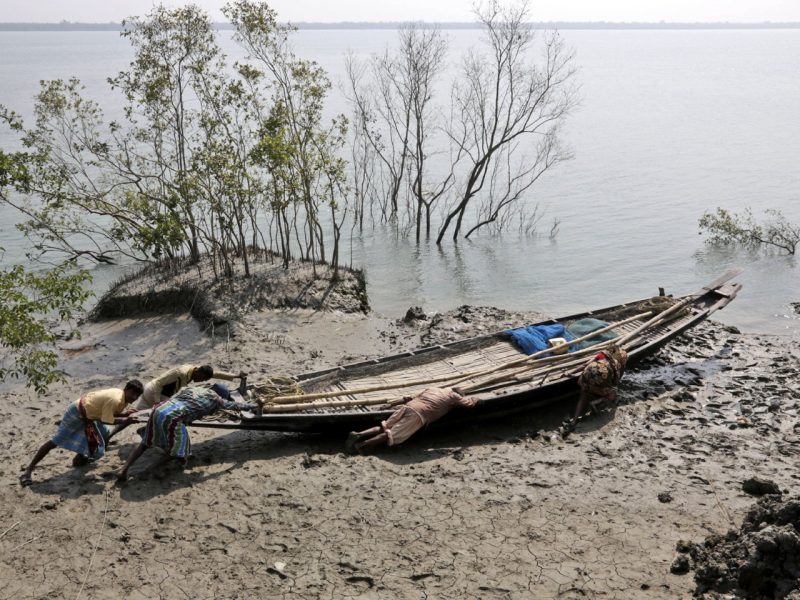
[2,300,798,597]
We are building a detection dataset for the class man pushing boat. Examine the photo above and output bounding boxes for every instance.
[569,343,628,428]
[345,387,477,454]
[134,364,247,410]
[108,363,247,439]
[20,379,144,486]
[116,382,258,482]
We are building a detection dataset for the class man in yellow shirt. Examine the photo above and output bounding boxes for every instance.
[135,364,247,410]
[20,379,143,486]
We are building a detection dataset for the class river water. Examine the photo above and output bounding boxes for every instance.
[1,28,799,334]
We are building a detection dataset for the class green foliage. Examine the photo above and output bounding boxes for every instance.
[227,0,349,269]
[0,149,92,392]
[699,207,799,255]
[1,1,350,276]
[0,259,92,392]
[0,149,29,189]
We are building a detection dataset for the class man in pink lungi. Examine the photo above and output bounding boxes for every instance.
[345,387,477,454]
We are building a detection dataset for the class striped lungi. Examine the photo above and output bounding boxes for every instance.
[143,400,193,459]
[50,403,109,459]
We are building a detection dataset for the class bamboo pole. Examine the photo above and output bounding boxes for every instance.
[262,394,400,413]
[467,301,683,393]
[266,343,622,412]
[266,339,631,412]
[264,346,613,412]
[616,298,690,346]
[458,339,618,393]
[560,294,697,380]
[615,268,741,348]
[265,370,486,405]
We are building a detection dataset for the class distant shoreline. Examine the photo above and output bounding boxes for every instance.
[1,21,799,32]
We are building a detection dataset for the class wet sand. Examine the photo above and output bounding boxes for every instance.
[1,307,798,599]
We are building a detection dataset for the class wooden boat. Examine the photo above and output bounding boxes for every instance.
[194,271,742,433]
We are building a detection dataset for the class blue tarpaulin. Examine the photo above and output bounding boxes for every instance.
[505,319,617,355]
[504,323,575,355]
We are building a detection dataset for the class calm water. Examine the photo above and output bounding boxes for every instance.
[1,29,799,334]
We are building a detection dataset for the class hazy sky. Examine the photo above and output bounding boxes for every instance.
[3,0,800,23]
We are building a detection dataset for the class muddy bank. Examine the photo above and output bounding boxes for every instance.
[674,493,800,599]
[90,255,369,333]
[1,303,799,599]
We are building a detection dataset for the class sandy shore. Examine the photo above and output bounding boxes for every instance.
[1,305,798,599]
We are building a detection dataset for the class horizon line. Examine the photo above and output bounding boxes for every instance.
[1,20,800,31]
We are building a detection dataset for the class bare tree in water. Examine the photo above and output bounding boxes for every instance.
[345,24,449,239]
[436,0,577,243]
[346,1,577,244]
[403,26,451,241]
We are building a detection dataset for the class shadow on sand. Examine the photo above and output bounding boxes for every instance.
[111,393,594,501]
[24,389,629,502]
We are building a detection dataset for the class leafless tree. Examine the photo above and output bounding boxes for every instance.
[400,25,451,241]
[343,53,380,231]
[345,24,449,236]
[436,0,577,244]
[344,49,409,221]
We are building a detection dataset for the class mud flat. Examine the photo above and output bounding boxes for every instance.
[1,300,798,599]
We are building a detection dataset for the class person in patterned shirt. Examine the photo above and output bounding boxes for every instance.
[115,383,257,482]
[571,344,628,425]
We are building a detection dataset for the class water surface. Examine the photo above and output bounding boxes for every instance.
[1,29,798,334]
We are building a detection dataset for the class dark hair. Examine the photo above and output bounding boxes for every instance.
[124,379,144,396]
[195,365,214,379]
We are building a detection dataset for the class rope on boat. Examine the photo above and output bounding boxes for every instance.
[252,375,303,400]
[249,375,304,412]
[196,375,303,422]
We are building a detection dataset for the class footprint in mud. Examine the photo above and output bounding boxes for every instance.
[345,575,374,589]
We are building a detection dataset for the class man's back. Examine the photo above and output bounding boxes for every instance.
[406,387,477,426]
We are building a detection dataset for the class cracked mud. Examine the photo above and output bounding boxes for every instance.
[1,306,798,599]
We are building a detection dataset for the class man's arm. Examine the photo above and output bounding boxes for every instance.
[214,370,247,381]
[220,400,260,412]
